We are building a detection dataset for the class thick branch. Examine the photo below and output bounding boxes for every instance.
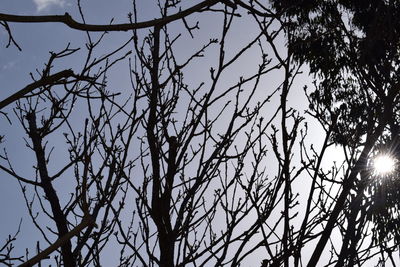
[0,0,224,32]
[0,69,74,110]
[18,215,95,267]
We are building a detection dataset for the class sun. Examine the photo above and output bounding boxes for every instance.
[373,154,396,176]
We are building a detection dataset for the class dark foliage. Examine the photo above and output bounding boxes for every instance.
[272,0,400,265]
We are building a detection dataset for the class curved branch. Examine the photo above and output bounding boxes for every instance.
[0,164,41,186]
[0,0,227,32]
[0,69,74,110]
[18,215,96,267]
[0,69,95,110]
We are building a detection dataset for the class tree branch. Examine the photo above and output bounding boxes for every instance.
[0,0,227,32]
[18,215,95,267]
[0,69,74,110]
[26,112,76,267]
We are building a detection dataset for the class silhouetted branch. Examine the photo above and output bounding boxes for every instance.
[18,215,95,267]
[1,69,73,110]
[0,0,234,32]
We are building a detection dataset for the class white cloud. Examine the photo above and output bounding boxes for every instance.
[2,61,17,70]
[33,0,66,12]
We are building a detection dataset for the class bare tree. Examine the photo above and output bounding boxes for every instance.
[0,1,302,266]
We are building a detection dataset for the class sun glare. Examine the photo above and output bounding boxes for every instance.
[373,154,396,176]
